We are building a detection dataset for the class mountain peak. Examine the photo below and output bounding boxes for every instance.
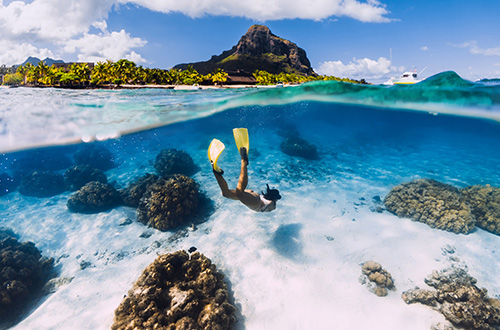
[174,25,315,76]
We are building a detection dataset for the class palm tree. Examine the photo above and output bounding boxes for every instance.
[211,68,228,86]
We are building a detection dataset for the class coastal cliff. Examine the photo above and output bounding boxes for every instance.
[174,25,315,76]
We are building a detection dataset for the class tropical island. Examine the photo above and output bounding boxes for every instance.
[0,25,366,88]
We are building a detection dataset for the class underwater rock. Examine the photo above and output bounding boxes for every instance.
[64,165,107,191]
[154,148,198,177]
[74,145,115,171]
[0,230,54,326]
[280,136,319,160]
[120,173,159,207]
[0,173,18,197]
[67,181,122,213]
[360,260,396,297]
[384,179,476,234]
[461,184,500,236]
[137,174,201,231]
[18,171,66,197]
[111,250,236,330]
[402,267,500,330]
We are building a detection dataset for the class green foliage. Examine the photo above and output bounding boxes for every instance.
[3,73,23,85]
[3,59,365,88]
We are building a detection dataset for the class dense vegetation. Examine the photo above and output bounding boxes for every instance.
[1,59,365,87]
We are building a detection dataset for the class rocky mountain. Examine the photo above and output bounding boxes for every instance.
[175,25,316,76]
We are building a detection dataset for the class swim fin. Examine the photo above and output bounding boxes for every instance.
[233,128,249,156]
[208,138,225,173]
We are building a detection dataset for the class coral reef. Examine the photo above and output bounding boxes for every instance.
[402,267,500,330]
[461,184,500,235]
[154,149,198,177]
[67,181,122,213]
[384,179,476,234]
[0,229,54,326]
[120,173,159,207]
[137,175,201,231]
[18,171,66,197]
[0,173,18,197]
[74,145,115,171]
[64,165,107,191]
[359,260,396,297]
[280,136,319,160]
[111,250,236,330]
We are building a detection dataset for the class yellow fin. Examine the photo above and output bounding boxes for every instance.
[233,128,249,154]
[208,139,225,172]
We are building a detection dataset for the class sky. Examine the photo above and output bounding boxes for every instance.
[1,0,500,83]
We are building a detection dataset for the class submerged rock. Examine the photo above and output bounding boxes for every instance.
[0,229,54,327]
[119,173,159,207]
[64,165,107,191]
[461,184,500,236]
[74,145,115,171]
[137,174,201,231]
[67,181,122,213]
[384,179,476,234]
[402,267,500,330]
[154,148,198,177]
[111,250,236,330]
[280,136,319,160]
[360,260,396,297]
[18,171,66,197]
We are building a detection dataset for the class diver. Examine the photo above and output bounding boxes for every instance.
[208,128,281,212]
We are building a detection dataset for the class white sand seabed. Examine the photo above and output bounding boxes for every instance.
[2,166,499,330]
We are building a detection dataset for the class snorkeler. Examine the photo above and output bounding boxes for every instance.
[208,128,281,212]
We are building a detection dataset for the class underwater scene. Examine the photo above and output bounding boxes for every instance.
[1,72,500,329]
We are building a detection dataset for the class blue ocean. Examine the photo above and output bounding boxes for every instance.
[1,71,500,329]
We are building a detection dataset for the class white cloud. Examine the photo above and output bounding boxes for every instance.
[316,57,404,81]
[421,46,428,51]
[123,0,392,22]
[64,30,147,63]
[458,41,500,56]
[0,39,55,65]
[0,0,393,66]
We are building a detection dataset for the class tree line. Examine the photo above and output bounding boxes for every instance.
[1,59,365,87]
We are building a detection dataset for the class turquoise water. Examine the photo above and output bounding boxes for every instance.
[1,72,500,329]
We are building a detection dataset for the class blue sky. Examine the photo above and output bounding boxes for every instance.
[1,0,500,82]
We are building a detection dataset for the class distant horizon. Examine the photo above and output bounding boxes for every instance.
[1,1,500,83]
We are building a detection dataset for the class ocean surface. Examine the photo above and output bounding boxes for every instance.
[1,71,500,329]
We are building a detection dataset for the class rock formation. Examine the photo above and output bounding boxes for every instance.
[67,181,122,213]
[461,184,500,235]
[402,267,500,330]
[175,25,315,76]
[111,250,236,330]
[154,149,198,178]
[137,174,201,231]
[384,179,476,234]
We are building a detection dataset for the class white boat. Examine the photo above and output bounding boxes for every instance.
[383,70,422,85]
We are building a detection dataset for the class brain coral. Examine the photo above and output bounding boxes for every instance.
[18,171,66,197]
[120,173,159,208]
[360,260,396,297]
[384,179,476,234]
[0,229,54,327]
[461,184,500,236]
[67,181,122,213]
[112,250,236,330]
[64,165,107,191]
[74,144,115,171]
[154,149,198,177]
[137,174,201,231]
